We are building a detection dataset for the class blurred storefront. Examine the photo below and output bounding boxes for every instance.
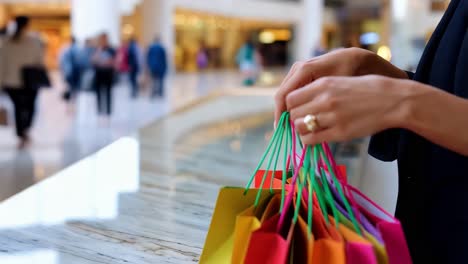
[172,9,292,72]
[0,0,450,72]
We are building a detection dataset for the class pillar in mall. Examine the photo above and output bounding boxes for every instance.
[141,0,173,47]
[141,0,174,69]
[71,0,121,45]
[294,0,324,61]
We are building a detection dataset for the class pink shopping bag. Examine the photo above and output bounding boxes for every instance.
[347,185,412,264]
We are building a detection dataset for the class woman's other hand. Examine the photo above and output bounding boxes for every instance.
[275,48,408,124]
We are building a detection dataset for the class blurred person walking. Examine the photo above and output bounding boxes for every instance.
[0,16,45,149]
[80,38,97,91]
[196,44,209,70]
[59,36,83,103]
[92,33,116,118]
[146,37,167,98]
[236,40,260,86]
[115,39,130,75]
[127,38,141,98]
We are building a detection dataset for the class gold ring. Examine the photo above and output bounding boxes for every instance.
[303,114,319,132]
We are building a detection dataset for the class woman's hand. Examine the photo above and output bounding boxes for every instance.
[287,75,410,145]
[275,48,408,124]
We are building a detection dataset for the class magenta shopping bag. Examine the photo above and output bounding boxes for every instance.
[348,185,412,264]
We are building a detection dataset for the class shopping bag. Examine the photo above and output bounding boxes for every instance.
[307,179,383,264]
[308,144,379,264]
[254,170,284,189]
[244,146,306,264]
[309,201,346,264]
[22,66,51,90]
[244,213,294,264]
[319,144,390,264]
[320,142,409,264]
[336,219,378,264]
[231,194,275,264]
[260,194,282,222]
[200,187,275,264]
[291,214,314,263]
[348,185,412,264]
[254,166,346,190]
[333,193,389,264]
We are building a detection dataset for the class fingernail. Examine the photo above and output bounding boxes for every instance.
[274,121,277,130]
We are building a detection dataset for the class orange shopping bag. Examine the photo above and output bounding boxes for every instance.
[310,203,346,264]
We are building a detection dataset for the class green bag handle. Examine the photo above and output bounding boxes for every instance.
[245,112,297,210]
[317,144,362,236]
[277,126,307,231]
[279,118,292,211]
[319,165,340,229]
[244,113,287,192]
[269,114,287,195]
[253,116,286,206]
[301,144,351,235]
[314,145,339,227]
[309,148,329,225]
[304,146,318,236]
[244,111,362,236]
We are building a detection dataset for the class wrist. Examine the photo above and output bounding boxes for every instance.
[354,48,408,79]
[388,79,424,130]
[351,48,373,76]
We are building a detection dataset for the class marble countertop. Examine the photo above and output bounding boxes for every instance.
[0,94,277,263]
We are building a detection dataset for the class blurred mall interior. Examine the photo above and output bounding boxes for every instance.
[0,0,451,263]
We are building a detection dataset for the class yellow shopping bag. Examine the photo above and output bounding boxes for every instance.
[231,194,276,264]
[200,187,277,264]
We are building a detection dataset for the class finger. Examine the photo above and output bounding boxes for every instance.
[275,62,302,123]
[294,113,335,136]
[299,128,339,146]
[274,100,284,129]
[281,62,301,86]
[289,91,332,121]
[277,62,316,108]
[286,77,335,110]
[290,100,319,122]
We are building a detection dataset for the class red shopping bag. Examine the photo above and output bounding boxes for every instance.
[244,213,294,264]
[254,170,284,189]
[245,147,307,264]
[254,167,347,190]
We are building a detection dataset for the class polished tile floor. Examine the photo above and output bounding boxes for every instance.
[0,71,283,202]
